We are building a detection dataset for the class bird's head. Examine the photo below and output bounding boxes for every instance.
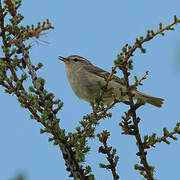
[58,55,92,67]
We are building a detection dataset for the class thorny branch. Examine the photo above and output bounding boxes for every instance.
[71,99,122,145]
[123,15,180,61]
[115,16,180,180]
[119,62,154,179]
[98,130,120,180]
[143,124,180,149]
[0,1,90,179]
[134,71,149,86]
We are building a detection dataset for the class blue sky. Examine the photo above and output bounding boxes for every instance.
[1,0,180,180]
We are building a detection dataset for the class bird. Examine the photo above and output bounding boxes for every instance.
[58,55,164,108]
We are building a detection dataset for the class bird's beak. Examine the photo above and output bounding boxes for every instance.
[58,56,68,62]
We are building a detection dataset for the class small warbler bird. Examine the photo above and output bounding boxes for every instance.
[58,55,164,107]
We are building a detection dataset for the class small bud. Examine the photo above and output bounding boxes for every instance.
[53,140,59,146]
[28,86,35,92]
[141,48,146,54]
[40,129,45,134]
[38,77,45,86]
[144,135,148,142]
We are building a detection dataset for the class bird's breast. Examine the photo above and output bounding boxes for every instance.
[66,67,98,101]
[65,66,125,103]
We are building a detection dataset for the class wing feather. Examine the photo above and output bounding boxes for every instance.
[83,64,125,85]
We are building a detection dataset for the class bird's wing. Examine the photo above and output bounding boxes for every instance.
[83,64,125,85]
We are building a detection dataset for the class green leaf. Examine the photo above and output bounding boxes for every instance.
[40,129,45,134]
[37,62,43,69]
[76,126,81,132]
[38,77,45,86]
[114,156,119,165]
[53,140,59,146]
[28,86,35,92]
[163,128,169,136]
[114,54,123,66]
[112,148,116,156]
[85,165,92,175]
[141,48,146,54]
[99,163,107,169]
[122,46,127,52]
[137,96,146,105]
[144,135,148,142]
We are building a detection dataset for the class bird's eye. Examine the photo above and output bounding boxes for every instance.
[73,58,79,62]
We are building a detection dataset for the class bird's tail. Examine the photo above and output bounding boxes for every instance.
[134,91,164,108]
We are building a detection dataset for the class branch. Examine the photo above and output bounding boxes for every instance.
[71,99,122,145]
[98,130,120,180]
[0,1,90,179]
[116,16,180,180]
[143,124,180,149]
[119,61,154,179]
[134,71,149,86]
[123,15,180,61]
